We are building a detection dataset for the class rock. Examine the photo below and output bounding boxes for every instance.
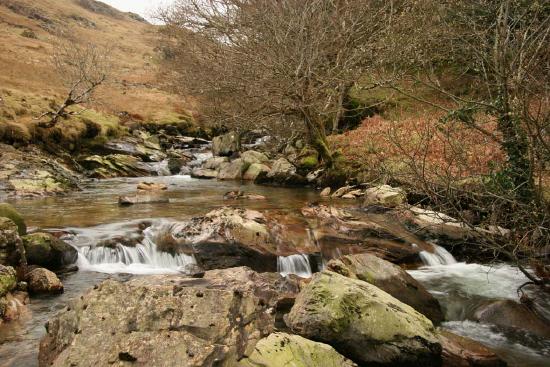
[237,332,357,367]
[439,330,506,367]
[190,167,218,179]
[166,157,184,174]
[327,253,444,324]
[217,158,248,180]
[0,217,20,265]
[241,150,269,165]
[22,232,78,269]
[203,156,229,170]
[39,267,297,367]
[100,134,166,162]
[306,168,324,183]
[171,207,279,271]
[1,291,28,323]
[0,203,26,235]
[26,267,63,294]
[0,265,16,297]
[79,154,151,178]
[243,163,270,181]
[212,131,240,156]
[331,185,353,198]
[223,191,267,201]
[255,158,307,186]
[286,271,442,366]
[118,194,169,206]
[364,185,406,207]
[341,190,363,199]
[320,187,331,197]
[473,299,550,338]
[136,182,168,191]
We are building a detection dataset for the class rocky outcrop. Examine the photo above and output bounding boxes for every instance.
[79,154,151,178]
[439,330,506,367]
[39,267,299,367]
[255,158,307,186]
[22,233,78,269]
[0,203,26,235]
[327,253,444,324]
[238,333,357,367]
[99,133,166,162]
[473,299,550,338]
[170,207,279,271]
[286,271,442,366]
[212,131,240,156]
[363,184,406,207]
[26,267,63,294]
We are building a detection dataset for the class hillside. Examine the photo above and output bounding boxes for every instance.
[0,0,191,136]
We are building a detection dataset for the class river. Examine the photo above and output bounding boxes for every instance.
[0,174,548,366]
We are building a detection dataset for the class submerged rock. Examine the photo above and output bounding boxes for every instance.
[212,131,240,156]
[136,182,167,191]
[286,271,442,366]
[439,330,506,367]
[118,194,170,206]
[237,332,357,367]
[26,267,63,294]
[22,232,78,269]
[39,267,298,367]
[327,253,444,324]
[223,191,266,201]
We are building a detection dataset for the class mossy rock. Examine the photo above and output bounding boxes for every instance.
[238,332,357,367]
[0,203,26,235]
[0,265,16,298]
[22,233,78,269]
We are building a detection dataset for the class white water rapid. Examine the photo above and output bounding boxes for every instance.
[419,243,457,266]
[277,254,312,278]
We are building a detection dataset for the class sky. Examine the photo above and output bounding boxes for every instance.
[101,0,174,21]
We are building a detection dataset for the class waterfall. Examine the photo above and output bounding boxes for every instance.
[75,222,196,275]
[277,254,312,278]
[419,244,457,266]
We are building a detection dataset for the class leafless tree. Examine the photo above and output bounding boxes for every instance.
[159,0,405,165]
[39,40,110,127]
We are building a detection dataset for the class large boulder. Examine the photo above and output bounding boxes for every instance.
[39,267,297,367]
[241,150,269,165]
[217,158,249,180]
[79,154,151,178]
[100,134,166,162]
[439,330,506,367]
[473,299,550,338]
[203,156,229,170]
[0,203,26,235]
[190,167,218,179]
[22,233,78,269]
[286,271,442,366]
[27,267,63,294]
[327,253,444,324]
[170,207,279,272]
[237,333,357,367]
[243,163,270,181]
[212,131,240,156]
[0,217,20,265]
[255,158,307,186]
[0,264,16,298]
[363,185,406,208]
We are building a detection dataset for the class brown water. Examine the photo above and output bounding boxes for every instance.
[1,175,549,366]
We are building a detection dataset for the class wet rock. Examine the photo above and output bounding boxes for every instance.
[166,157,184,174]
[1,290,28,323]
[0,265,16,297]
[237,332,357,367]
[473,299,550,338]
[327,253,444,324]
[38,267,294,367]
[190,167,218,179]
[137,182,167,191]
[286,271,441,366]
[342,189,363,199]
[243,163,270,181]
[80,154,151,178]
[255,158,307,186]
[217,158,248,180]
[331,185,354,198]
[364,184,406,207]
[203,156,229,170]
[439,330,506,367]
[223,191,266,201]
[118,194,169,206]
[100,134,166,162]
[0,203,26,235]
[171,207,279,271]
[241,150,269,165]
[212,131,240,156]
[320,187,331,197]
[0,217,20,265]
[26,267,63,294]
[22,232,78,269]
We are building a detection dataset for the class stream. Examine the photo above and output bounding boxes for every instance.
[0,173,549,366]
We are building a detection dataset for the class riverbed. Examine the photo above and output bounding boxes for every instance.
[1,174,549,366]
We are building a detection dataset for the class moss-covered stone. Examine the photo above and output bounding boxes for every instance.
[22,233,77,269]
[238,332,357,367]
[0,203,26,235]
[286,271,442,366]
[0,265,16,298]
[0,217,20,265]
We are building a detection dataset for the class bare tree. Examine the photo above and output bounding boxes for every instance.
[160,0,403,165]
[39,40,110,127]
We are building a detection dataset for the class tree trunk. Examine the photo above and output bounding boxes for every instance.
[332,82,351,134]
[303,108,333,166]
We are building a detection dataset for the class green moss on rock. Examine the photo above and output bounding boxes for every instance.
[0,265,16,298]
[22,233,77,269]
[0,203,26,235]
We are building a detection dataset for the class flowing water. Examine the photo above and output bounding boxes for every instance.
[0,174,548,366]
